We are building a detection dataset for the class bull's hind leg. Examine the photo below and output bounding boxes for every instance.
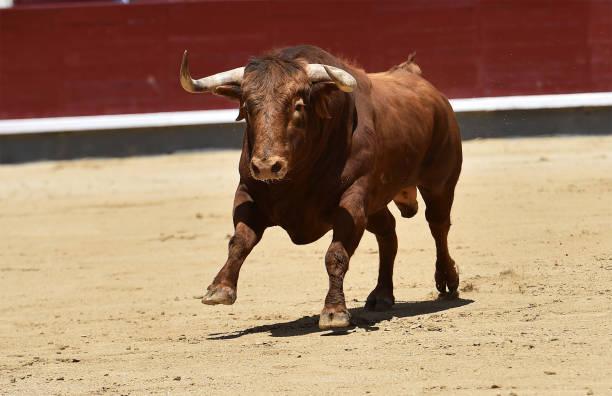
[393,186,418,218]
[364,208,397,311]
[418,185,459,295]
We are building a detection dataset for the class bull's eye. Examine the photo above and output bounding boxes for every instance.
[294,98,305,113]
[292,99,306,123]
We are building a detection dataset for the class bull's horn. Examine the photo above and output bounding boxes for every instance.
[180,50,245,93]
[306,64,357,92]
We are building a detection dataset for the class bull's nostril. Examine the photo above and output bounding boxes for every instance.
[271,162,283,174]
[251,164,260,174]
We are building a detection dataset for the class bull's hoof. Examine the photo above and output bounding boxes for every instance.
[435,259,459,295]
[201,285,236,305]
[319,308,351,329]
[365,288,395,312]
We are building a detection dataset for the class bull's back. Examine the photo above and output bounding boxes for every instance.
[366,70,461,189]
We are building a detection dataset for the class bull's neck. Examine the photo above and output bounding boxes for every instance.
[308,118,352,179]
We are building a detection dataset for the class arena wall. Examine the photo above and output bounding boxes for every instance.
[1,0,611,120]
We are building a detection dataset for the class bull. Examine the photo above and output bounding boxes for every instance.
[180,45,462,329]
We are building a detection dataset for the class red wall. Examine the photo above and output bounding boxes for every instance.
[1,0,611,120]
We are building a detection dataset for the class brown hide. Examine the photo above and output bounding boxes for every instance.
[195,45,462,329]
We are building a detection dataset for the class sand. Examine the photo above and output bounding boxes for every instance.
[1,135,611,395]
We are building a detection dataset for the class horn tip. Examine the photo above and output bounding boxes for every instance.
[323,65,356,92]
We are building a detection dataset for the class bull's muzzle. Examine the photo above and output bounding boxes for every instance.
[250,156,288,181]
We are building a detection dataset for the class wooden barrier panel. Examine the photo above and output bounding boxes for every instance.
[1,0,611,119]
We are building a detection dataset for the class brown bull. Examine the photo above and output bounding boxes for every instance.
[180,45,462,329]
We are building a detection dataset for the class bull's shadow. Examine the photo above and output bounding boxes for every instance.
[207,296,473,339]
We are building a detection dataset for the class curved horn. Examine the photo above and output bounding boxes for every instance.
[305,64,357,92]
[180,50,245,93]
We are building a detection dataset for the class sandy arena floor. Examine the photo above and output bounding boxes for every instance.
[1,136,611,395]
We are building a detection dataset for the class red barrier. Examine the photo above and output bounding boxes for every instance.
[1,0,611,119]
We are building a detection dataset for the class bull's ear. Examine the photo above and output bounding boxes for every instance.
[236,102,247,121]
[213,84,242,101]
[310,81,339,119]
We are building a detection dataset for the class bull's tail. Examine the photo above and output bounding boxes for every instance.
[389,52,422,75]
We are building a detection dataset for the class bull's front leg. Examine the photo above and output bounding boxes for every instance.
[202,185,268,305]
[319,191,367,329]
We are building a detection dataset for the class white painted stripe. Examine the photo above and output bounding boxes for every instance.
[0,109,243,135]
[449,92,612,112]
[1,92,611,135]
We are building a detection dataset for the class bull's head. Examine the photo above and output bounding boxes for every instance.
[180,50,357,181]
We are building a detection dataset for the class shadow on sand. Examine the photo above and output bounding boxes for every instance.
[207,296,474,339]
